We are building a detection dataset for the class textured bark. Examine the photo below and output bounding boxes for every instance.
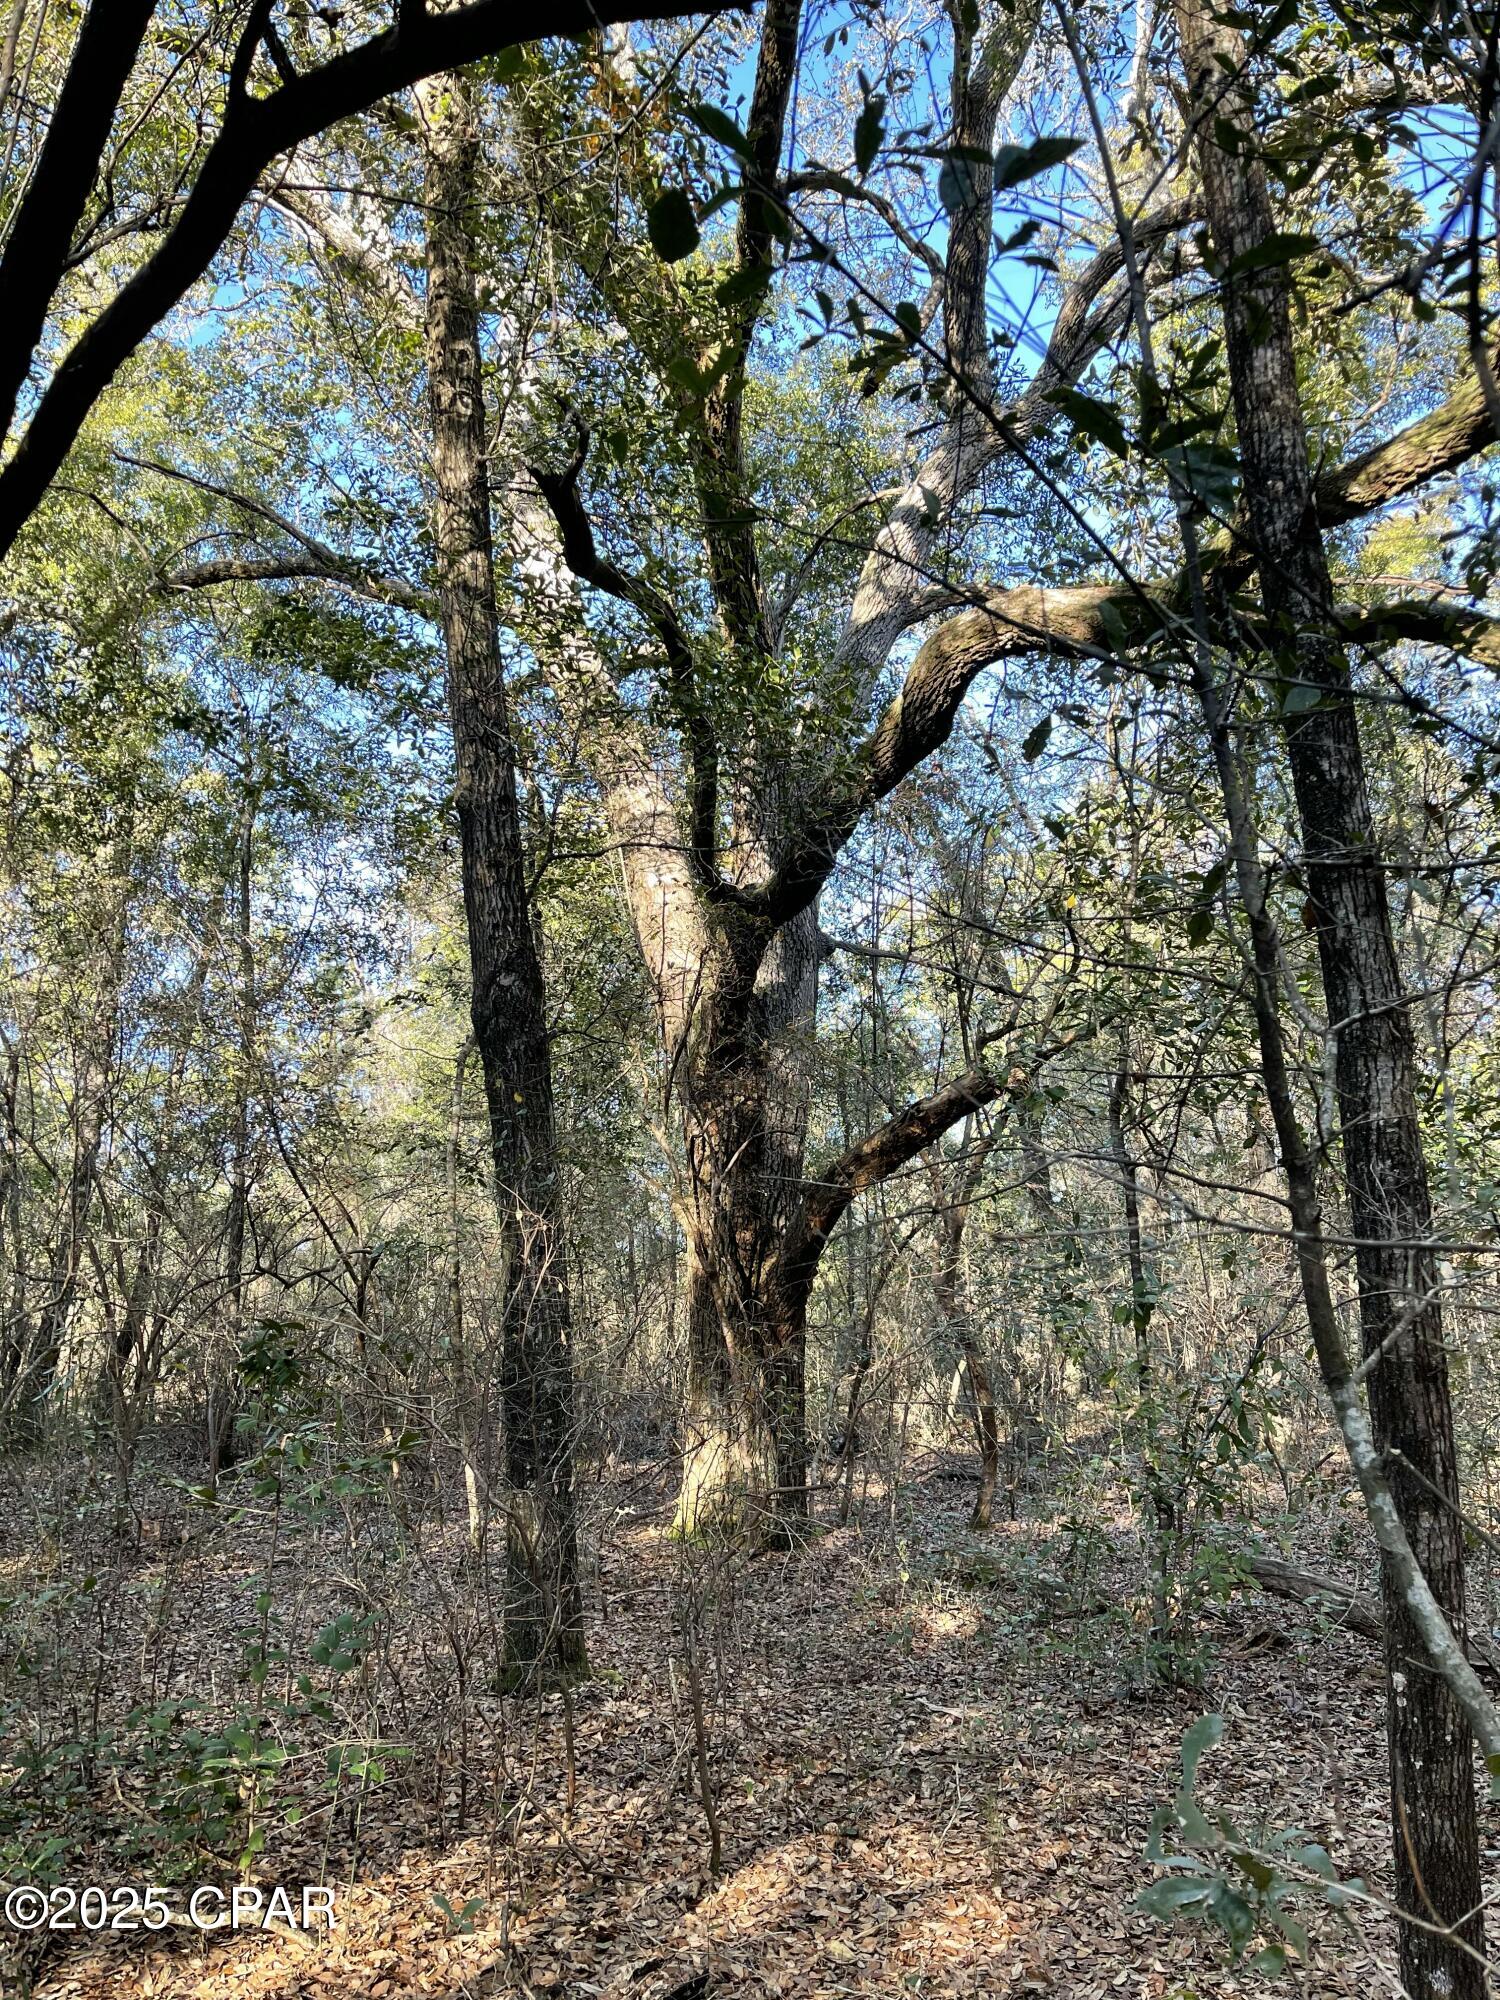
[670,911,813,1543]
[0,0,156,445]
[929,1201,1002,1533]
[506,479,815,1542]
[423,74,583,1680]
[1245,1556,1500,1677]
[1177,6,1485,1987]
[208,790,255,1491]
[1247,1554,1385,1639]
[1176,440,1500,1775]
[1108,1062,1177,1659]
[6,858,129,1443]
[1315,353,1500,528]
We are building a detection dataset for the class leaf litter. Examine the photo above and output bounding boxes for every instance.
[6,1465,1477,2000]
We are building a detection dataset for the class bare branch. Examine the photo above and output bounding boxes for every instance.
[117,451,428,611]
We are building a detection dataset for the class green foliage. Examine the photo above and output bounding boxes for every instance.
[647,187,701,263]
[1139,1715,1365,1975]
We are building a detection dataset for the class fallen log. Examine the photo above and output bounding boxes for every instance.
[1245,1552,1500,1677]
[1245,1554,1383,1639]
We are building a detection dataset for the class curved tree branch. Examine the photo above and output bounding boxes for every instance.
[115,449,428,611]
[0,0,748,569]
[1315,343,1500,526]
[528,437,730,899]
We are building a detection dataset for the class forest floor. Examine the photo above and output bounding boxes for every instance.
[3,1455,1487,2000]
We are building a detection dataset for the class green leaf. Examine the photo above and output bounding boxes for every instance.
[938,147,986,214]
[716,264,772,308]
[1175,1711,1223,1840]
[1023,714,1052,761]
[1051,387,1129,457]
[687,102,755,161]
[1161,440,1239,515]
[1280,679,1323,717]
[696,183,742,226]
[1180,1711,1223,1784]
[1136,1877,1215,1918]
[854,94,886,175]
[1098,598,1133,650]
[992,134,1085,191]
[1208,1878,1258,1951]
[1231,1848,1275,1893]
[1227,230,1322,275]
[647,188,699,263]
[1266,1902,1310,1960]
[665,344,736,403]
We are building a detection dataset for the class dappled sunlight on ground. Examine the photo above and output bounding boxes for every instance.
[8,1470,1454,1999]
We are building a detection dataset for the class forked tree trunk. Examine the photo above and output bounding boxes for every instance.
[520,0,1028,1554]
[423,73,584,1682]
[1177,6,1484,1986]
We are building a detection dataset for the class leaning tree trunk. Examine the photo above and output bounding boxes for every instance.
[1177,6,1484,1987]
[423,73,584,1682]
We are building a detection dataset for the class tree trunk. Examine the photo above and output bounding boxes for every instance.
[1108,1060,1177,1662]
[12,1094,103,1441]
[672,920,812,1544]
[423,72,584,1682]
[963,1345,1001,1533]
[8,854,129,1443]
[0,1033,24,1410]
[929,1202,1001,1533]
[446,1034,489,1551]
[100,1201,161,1528]
[208,789,255,1492]
[1176,7,1484,1986]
